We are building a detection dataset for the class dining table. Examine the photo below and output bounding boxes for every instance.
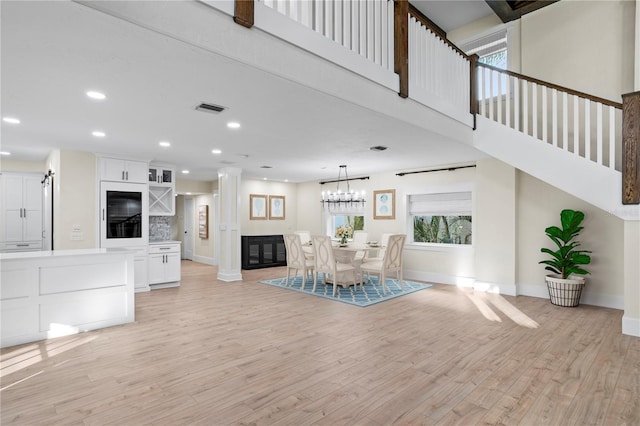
[302,241,383,288]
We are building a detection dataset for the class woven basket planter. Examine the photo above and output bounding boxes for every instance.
[545,275,585,307]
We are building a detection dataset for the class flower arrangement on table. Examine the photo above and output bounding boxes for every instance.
[335,225,353,245]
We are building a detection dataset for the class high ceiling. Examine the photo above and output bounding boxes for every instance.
[0,1,495,183]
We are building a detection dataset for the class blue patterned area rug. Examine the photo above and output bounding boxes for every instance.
[259,274,432,307]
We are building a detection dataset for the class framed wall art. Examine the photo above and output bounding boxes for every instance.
[373,189,395,220]
[269,195,286,220]
[198,205,209,239]
[250,194,268,220]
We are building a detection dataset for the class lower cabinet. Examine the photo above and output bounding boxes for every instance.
[148,242,181,289]
[241,235,286,269]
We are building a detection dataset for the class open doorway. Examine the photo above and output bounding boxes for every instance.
[183,197,194,260]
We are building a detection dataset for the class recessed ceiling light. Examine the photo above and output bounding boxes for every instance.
[2,117,20,124]
[0,151,11,156]
[182,170,190,174]
[86,91,106,100]
[186,192,192,195]
[211,149,222,155]
[284,179,289,183]
[227,122,240,129]
[263,177,267,181]
[92,131,106,137]
[159,141,171,147]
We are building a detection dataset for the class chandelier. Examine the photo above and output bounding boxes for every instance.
[320,165,367,212]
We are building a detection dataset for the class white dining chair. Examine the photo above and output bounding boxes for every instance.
[284,234,314,288]
[364,232,393,262]
[361,234,406,294]
[312,235,356,296]
[352,230,368,262]
[294,230,311,244]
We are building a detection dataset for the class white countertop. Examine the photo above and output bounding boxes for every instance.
[0,248,134,261]
[149,240,182,245]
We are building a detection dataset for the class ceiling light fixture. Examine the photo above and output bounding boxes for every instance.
[181,170,190,174]
[227,122,240,129]
[2,117,20,124]
[211,149,222,154]
[320,165,366,212]
[159,141,171,147]
[86,91,106,100]
[0,151,11,156]
[92,131,106,137]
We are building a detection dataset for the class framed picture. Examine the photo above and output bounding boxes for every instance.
[269,195,286,220]
[198,205,209,239]
[373,189,395,220]
[250,194,268,220]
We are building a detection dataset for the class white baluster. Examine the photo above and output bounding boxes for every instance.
[523,80,528,135]
[314,0,322,33]
[562,92,568,151]
[514,76,520,132]
[505,75,511,128]
[381,0,388,69]
[387,0,394,71]
[609,106,616,169]
[532,83,538,139]
[367,0,374,62]
[343,0,351,49]
[552,89,558,148]
[596,102,603,165]
[301,0,311,27]
[352,0,359,54]
[489,69,494,121]
[585,98,591,161]
[479,67,485,117]
[326,0,333,39]
[359,0,366,56]
[541,86,547,142]
[335,0,342,45]
[573,96,579,156]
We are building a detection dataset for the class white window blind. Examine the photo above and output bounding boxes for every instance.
[408,192,472,215]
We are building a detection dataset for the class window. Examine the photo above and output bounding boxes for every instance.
[462,29,508,100]
[329,214,364,238]
[408,192,472,246]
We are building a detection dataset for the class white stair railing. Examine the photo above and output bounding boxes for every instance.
[408,14,471,125]
[259,0,394,73]
[477,63,623,171]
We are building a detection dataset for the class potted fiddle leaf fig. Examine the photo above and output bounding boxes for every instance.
[539,209,592,307]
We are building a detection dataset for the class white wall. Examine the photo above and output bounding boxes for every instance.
[241,179,298,236]
[0,159,46,173]
[517,171,625,308]
[47,150,97,250]
[449,0,635,103]
[194,193,215,262]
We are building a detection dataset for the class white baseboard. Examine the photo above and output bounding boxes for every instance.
[622,315,640,337]
[404,270,515,295]
[191,255,216,266]
[217,271,242,282]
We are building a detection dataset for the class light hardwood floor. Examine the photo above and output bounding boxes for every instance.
[1,261,638,425]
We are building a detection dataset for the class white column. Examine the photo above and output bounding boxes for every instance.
[623,220,640,337]
[217,167,243,282]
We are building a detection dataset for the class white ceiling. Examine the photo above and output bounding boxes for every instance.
[0,1,490,183]
[412,1,495,33]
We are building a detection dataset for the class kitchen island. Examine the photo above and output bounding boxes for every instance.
[0,248,135,348]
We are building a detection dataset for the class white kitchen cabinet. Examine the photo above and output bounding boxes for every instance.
[148,242,181,288]
[148,164,175,216]
[0,173,43,251]
[148,166,173,186]
[99,157,148,183]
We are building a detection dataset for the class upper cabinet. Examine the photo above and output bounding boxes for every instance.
[149,164,175,216]
[99,157,148,183]
[0,172,43,251]
[148,166,173,186]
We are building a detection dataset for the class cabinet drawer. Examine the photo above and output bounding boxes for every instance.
[1,241,43,252]
[148,244,180,254]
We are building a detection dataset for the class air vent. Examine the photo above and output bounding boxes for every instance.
[260,165,273,169]
[220,160,236,165]
[370,145,388,151]
[195,103,226,114]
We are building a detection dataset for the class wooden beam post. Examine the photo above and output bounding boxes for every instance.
[394,0,408,98]
[234,0,254,29]
[622,91,640,204]
[469,54,479,129]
